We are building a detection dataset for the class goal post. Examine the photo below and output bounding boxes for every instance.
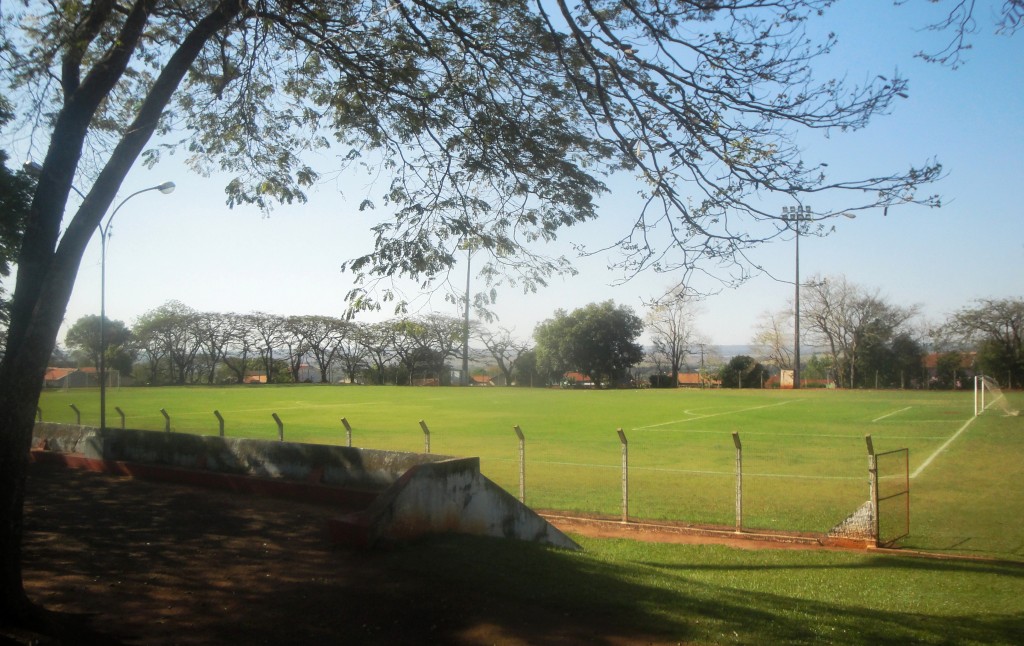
[975,375,1017,416]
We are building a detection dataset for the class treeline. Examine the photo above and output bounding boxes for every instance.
[59,300,505,387]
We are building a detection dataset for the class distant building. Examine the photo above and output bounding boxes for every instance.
[676,372,721,388]
[562,371,593,388]
[43,367,98,389]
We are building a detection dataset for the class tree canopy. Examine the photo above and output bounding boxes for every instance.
[534,300,644,386]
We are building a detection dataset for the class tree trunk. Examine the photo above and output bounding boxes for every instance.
[1,0,246,628]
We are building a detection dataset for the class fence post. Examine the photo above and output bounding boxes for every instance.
[866,434,879,547]
[214,410,225,437]
[341,417,352,447]
[513,425,526,503]
[69,404,81,425]
[115,407,126,429]
[160,408,171,433]
[272,413,284,442]
[732,432,743,533]
[617,428,629,523]
[419,419,431,454]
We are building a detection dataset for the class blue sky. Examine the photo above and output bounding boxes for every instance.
[34,2,1024,347]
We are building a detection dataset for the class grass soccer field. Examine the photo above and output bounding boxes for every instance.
[37,385,1024,559]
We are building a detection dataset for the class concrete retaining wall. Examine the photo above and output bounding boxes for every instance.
[32,423,449,491]
[32,423,580,550]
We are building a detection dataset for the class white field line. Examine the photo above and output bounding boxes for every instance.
[623,428,949,440]
[632,399,799,431]
[485,458,861,480]
[910,416,977,479]
[872,406,913,423]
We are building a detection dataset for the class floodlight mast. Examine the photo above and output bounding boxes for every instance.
[782,206,856,390]
[783,205,811,390]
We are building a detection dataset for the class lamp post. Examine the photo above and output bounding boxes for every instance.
[99,181,175,430]
[461,242,474,387]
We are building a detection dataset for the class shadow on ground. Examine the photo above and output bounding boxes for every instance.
[12,463,1024,645]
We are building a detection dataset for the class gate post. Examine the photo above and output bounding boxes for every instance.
[513,425,526,503]
[341,417,353,447]
[272,413,284,441]
[866,434,879,547]
[732,432,743,533]
[617,429,629,523]
[419,419,431,454]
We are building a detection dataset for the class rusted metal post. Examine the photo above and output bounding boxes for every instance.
[419,419,431,453]
[866,434,879,547]
[160,408,171,433]
[214,410,225,437]
[69,404,80,425]
[341,417,352,447]
[617,428,629,523]
[513,425,526,503]
[272,413,284,442]
[115,406,126,429]
[732,432,743,533]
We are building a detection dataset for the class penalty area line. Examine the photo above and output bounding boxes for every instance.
[910,416,976,480]
[872,406,913,423]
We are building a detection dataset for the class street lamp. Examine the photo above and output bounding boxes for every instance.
[100,181,175,430]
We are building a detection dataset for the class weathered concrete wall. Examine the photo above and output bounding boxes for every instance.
[32,423,450,491]
[33,423,579,550]
[334,457,580,550]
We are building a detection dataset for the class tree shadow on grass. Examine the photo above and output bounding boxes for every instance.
[17,463,1024,645]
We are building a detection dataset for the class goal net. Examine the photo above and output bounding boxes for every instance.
[974,375,1019,417]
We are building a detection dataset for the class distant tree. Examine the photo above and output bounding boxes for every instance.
[646,290,700,387]
[511,349,543,388]
[752,309,794,372]
[944,298,1024,387]
[289,316,349,384]
[335,323,370,384]
[803,354,835,385]
[64,315,134,376]
[133,302,203,385]
[222,313,259,385]
[249,313,288,384]
[193,312,233,385]
[359,322,397,386]
[477,327,530,387]
[801,276,919,388]
[720,355,770,389]
[534,301,644,387]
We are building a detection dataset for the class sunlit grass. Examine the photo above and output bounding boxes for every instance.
[37,385,1024,559]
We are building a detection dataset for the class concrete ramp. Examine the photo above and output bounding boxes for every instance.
[329,457,579,550]
[31,423,579,551]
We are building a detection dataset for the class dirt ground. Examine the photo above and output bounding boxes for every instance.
[7,463,844,645]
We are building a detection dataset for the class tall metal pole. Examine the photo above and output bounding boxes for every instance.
[100,228,108,430]
[784,205,808,390]
[99,182,175,430]
[462,246,471,386]
[794,209,801,390]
